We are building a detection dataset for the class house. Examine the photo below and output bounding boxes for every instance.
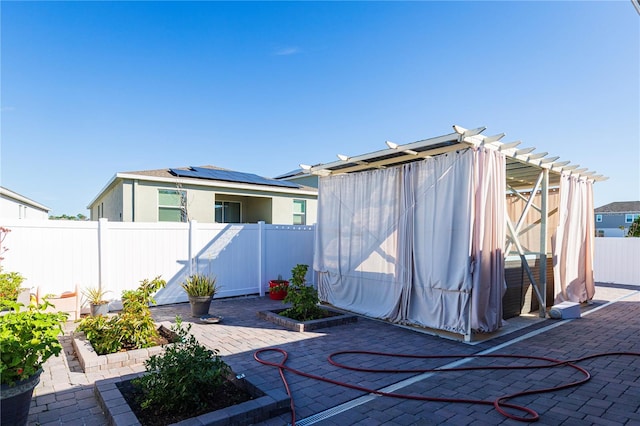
[87,165,318,225]
[0,186,50,220]
[594,201,640,237]
[275,168,319,188]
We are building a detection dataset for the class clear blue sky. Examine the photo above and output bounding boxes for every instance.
[1,1,638,216]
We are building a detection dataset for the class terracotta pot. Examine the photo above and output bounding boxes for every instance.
[268,280,289,300]
[0,369,42,426]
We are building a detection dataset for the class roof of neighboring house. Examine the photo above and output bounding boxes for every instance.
[88,165,317,208]
[0,186,50,212]
[595,201,640,213]
[125,165,227,179]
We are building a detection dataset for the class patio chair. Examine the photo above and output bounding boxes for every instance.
[36,284,81,321]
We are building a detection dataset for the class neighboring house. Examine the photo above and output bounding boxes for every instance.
[0,186,50,220]
[87,165,318,225]
[594,201,640,237]
[275,168,319,188]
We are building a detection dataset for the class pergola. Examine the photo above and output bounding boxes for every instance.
[303,125,604,339]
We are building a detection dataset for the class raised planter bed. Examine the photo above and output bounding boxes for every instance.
[257,306,357,332]
[72,325,175,373]
[94,371,290,426]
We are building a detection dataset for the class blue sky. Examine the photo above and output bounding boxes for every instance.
[1,1,638,216]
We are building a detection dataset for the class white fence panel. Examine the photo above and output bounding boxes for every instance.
[264,225,315,289]
[0,220,99,296]
[191,223,261,300]
[594,238,640,285]
[0,220,316,308]
[104,221,191,306]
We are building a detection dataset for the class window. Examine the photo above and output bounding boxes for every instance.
[293,199,306,225]
[159,189,187,222]
[626,213,640,223]
[215,201,241,223]
[595,214,602,223]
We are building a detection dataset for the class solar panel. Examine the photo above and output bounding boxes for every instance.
[169,167,301,189]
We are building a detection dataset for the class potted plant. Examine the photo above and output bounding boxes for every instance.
[82,286,111,316]
[181,274,218,317]
[268,274,289,300]
[0,301,68,426]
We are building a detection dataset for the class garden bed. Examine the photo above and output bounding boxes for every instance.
[72,324,176,373]
[94,371,290,426]
[257,306,357,332]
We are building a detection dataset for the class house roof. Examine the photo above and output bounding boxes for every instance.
[0,186,50,212]
[88,165,317,208]
[301,125,607,191]
[595,201,640,213]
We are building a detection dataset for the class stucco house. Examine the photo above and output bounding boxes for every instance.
[88,165,318,225]
[594,201,640,237]
[0,186,50,220]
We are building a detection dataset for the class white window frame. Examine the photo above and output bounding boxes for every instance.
[595,214,602,223]
[293,199,306,225]
[158,189,187,222]
[625,213,640,224]
[215,201,242,223]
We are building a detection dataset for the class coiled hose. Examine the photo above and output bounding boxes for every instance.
[254,348,640,425]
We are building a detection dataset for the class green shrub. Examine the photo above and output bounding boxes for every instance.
[0,268,25,310]
[628,216,640,237]
[0,302,67,385]
[132,316,230,416]
[77,276,165,355]
[282,264,324,321]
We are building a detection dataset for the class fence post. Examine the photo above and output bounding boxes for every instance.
[189,220,197,276]
[258,221,266,296]
[98,218,108,292]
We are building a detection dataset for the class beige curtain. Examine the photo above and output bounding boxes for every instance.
[315,148,507,335]
[552,174,595,303]
[470,147,506,332]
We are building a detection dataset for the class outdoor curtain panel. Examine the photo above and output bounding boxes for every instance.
[314,147,507,334]
[552,173,595,303]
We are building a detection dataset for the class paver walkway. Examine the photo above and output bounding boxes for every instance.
[26,283,640,425]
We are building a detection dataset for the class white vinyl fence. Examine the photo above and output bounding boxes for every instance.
[0,219,315,308]
[594,237,640,286]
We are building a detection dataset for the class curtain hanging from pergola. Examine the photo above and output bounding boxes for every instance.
[552,173,595,303]
[314,147,506,334]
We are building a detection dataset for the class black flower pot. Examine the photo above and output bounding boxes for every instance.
[0,369,42,426]
[188,296,212,317]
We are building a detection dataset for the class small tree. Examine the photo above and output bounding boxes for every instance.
[628,216,640,237]
[282,264,323,321]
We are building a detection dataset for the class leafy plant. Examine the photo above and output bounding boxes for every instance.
[628,216,640,237]
[82,286,111,305]
[282,264,323,321]
[181,274,218,297]
[0,268,25,310]
[0,301,67,385]
[132,316,230,416]
[77,276,166,355]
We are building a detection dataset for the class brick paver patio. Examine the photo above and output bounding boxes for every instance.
[27,283,640,425]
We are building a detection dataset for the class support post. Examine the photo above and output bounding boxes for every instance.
[188,220,197,276]
[539,170,549,318]
[98,218,108,292]
[258,221,266,296]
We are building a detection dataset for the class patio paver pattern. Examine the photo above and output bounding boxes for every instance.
[27,283,640,425]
